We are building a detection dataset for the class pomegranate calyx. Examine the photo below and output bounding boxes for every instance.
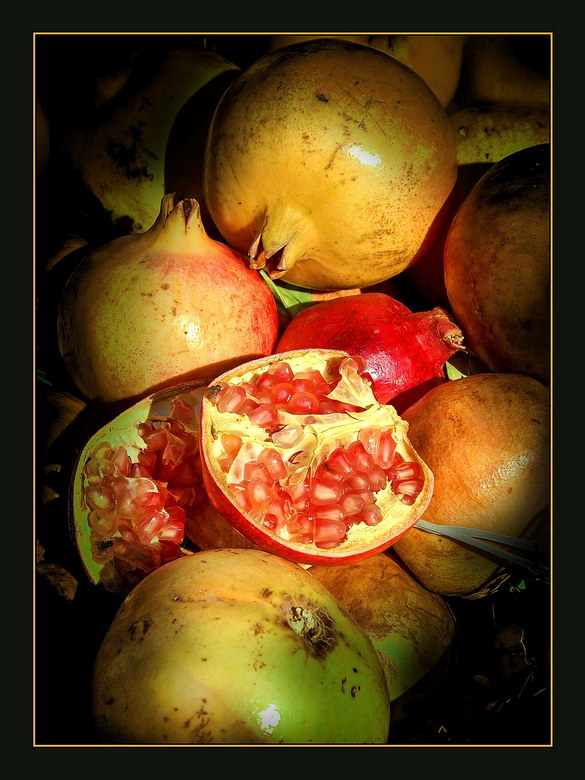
[147,194,214,255]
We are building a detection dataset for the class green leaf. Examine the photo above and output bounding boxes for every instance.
[445,358,467,381]
[259,270,316,321]
[36,368,53,387]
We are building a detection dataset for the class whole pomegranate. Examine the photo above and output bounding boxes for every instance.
[203,39,457,290]
[275,293,465,413]
[199,349,434,567]
[444,144,550,383]
[57,195,278,407]
[392,373,550,598]
[92,549,391,744]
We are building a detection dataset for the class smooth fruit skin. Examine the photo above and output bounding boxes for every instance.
[275,293,464,412]
[392,373,550,598]
[203,39,457,290]
[57,196,279,407]
[449,103,550,165]
[443,144,550,383]
[309,552,455,705]
[92,549,391,744]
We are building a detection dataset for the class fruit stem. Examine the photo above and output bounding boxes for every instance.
[147,194,213,254]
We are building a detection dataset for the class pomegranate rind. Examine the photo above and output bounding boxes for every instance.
[92,549,391,744]
[199,349,434,566]
[70,381,207,592]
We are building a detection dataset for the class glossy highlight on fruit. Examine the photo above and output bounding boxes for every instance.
[203,38,457,290]
[199,349,434,566]
[92,548,391,744]
[275,292,465,412]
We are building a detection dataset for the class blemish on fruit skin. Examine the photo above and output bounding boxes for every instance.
[351,685,360,697]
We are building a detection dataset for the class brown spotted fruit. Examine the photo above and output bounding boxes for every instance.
[199,349,434,567]
[310,552,455,707]
[92,548,391,744]
[392,372,550,598]
[203,38,457,290]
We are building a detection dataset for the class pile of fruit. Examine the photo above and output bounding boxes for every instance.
[36,33,551,746]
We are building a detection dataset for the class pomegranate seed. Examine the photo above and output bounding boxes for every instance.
[294,369,327,384]
[85,457,116,480]
[248,403,280,429]
[327,448,355,476]
[377,431,397,469]
[270,423,303,448]
[388,461,422,482]
[118,524,140,543]
[85,485,116,513]
[358,427,381,460]
[310,477,343,505]
[170,397,195,424]
[247,479,274,508]
[340,492,365,517]
[158,517,186,544]
[270,382,294,404]
[286,479,310,507]
[315,464,344,485]
[287,391,320,414]
[291,378,316,393]
[111,446,131,477]
[221,434,243,458]
[314,517,347,548]
[91,535,114,563]
[268,361,294,382]
[239,399,259,416]
[231,483,252,512]
[90,442,113,461]
[349,472,371,491]
[267,496,292,527]
[361,503,383,526]
[240,381,256,395]
[366,464,387,492]
[392,478,423,498]
[217,385,246,414]
[130,463,151,478]
[255,390,274,404]
[355,488,376,506]
[136,510,166,544]
[245,461,273,485]
[88,510,118,536]
[255,372,276,392]
[399,494,416,506]
[312,504,347,522]
[258,448,288,481]
[346,441,375,473]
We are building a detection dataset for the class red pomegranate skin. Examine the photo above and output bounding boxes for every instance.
[275,293,464,413]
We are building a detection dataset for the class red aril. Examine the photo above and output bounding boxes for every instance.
[199,349,434,566]
[275,293,465,413]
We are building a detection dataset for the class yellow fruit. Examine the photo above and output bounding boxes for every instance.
[204,39,457,290]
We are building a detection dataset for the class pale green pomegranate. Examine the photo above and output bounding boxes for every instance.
[92,548,391,744]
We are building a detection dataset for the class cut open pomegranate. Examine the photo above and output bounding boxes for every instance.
[199,349,434,565]
[71,382,208,592]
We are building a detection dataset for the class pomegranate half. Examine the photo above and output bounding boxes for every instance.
[199,349,434,566]
[70,381,210,593]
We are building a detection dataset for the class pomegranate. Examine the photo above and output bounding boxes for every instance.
[203,38,457,290]
[310,552,455,707]
[57,195,279,408]
[275,293,465,413]
[70,381,213,593]
[443,144,550,383]
[392,373,550,598]
[92,549,391,744]
[199,349,434,566]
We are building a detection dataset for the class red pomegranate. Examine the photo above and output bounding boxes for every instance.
[275,293,464,413]
[199,349,434,567]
